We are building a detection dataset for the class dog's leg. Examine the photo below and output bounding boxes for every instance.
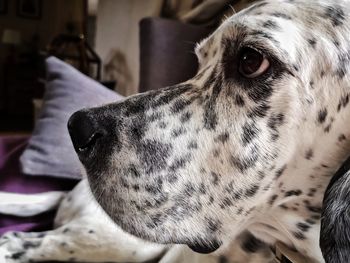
[0,218,166,263]
[0,191,65,217]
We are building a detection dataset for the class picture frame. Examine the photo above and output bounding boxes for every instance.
[17,0,42,19]
[0,0,8,15]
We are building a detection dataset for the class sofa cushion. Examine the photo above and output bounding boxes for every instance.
[20,57,124,179]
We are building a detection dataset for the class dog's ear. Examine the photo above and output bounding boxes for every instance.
[320,156,350,262]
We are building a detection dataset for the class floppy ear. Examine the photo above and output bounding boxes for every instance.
[320,156,350,262]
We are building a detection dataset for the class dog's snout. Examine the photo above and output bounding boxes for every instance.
[68,111,104,154]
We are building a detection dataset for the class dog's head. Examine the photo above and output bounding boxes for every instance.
[68,0,348,253]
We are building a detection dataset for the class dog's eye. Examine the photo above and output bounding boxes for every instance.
[239,47,270,78]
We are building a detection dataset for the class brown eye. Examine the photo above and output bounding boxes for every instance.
[239,47,270,78]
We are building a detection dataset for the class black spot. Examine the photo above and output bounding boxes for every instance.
[88,230,95,234]
[219,256,229,263]
[337,94,349,112]
[213,149,220,157]
[297,222,311,232]
[263,20,280,30]
[171,99,193,114]
[241,232,266,253]
[338,134,346,142]
[129,119,147,142]
[235,94,245,107]
[169,154,191,172]
[285,189,302,197]
[241,122,260,146]
[324,6,346,26]
[208,195,215,204]
[293,231,306,240]
[180,111,193,123]
[237,207,244,215]
[206,218,222,233]
[139,140,172,174]
[231,145,259,172]
[275,165,287,178]
[151,84,193,108]
[248,103,270,118]
[269,194,278,205]
[148,112,163,122]
[211,171,220,185]
[216,132,229,143]
[23,241,41,249]
[128,165,141,178]
[187,141,198,149]
[336,50,350,78]
[317,108,328,124]
[324,124,332,133]
[203,76,222,130]
[220,197,233,208]
[159,121,167,129]
[271,12,292,20]
[306,219,316,225]
[230,148,259,172]
[245,184,260,197]
[279,204,289,210]
[308,38,317,48]
[304,200,322,214]
[145,184,160,195]
[171,127,186,138]
[305,149,314,160]
[62,228,70,233]
[307,188,317,197]
[268,113,285,131]
[11,252,26,260]
[251,30,277,43]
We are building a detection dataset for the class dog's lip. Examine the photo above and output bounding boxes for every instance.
[187,240,221,254]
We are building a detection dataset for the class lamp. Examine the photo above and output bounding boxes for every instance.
[48,34,101,80]
[2,29,22,64]
[2,29,21,45]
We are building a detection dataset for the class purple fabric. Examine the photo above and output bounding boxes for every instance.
[0,135,77,235]
[20,57,124,179]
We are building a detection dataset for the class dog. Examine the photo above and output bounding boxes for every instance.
[1,0,350,262]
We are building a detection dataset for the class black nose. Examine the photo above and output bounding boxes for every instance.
[68,111,104,154]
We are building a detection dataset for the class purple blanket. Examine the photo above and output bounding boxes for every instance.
[0,135,77,235]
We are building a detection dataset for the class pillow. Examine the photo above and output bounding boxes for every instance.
[20,57,124,179]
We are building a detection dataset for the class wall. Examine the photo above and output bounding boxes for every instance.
[0,0,85,52]
[0,0,85,109]
[95,0,163,96]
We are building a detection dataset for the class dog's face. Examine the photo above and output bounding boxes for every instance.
[68,0,344,253]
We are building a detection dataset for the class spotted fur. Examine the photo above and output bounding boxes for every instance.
[2,0,350,262]
[74,0,350,262]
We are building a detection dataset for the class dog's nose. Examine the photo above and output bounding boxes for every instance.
[68,111,104,154]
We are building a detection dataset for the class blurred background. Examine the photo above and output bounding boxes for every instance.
[0,0,252,133]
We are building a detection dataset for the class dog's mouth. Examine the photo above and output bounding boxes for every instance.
[187,241,221,254]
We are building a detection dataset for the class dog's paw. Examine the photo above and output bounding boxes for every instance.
[0,232,34,263]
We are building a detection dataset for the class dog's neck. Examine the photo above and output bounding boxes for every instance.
[249,74,350,261]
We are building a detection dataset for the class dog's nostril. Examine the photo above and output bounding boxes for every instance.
[67,111,103,153]
[77,132,103,152]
